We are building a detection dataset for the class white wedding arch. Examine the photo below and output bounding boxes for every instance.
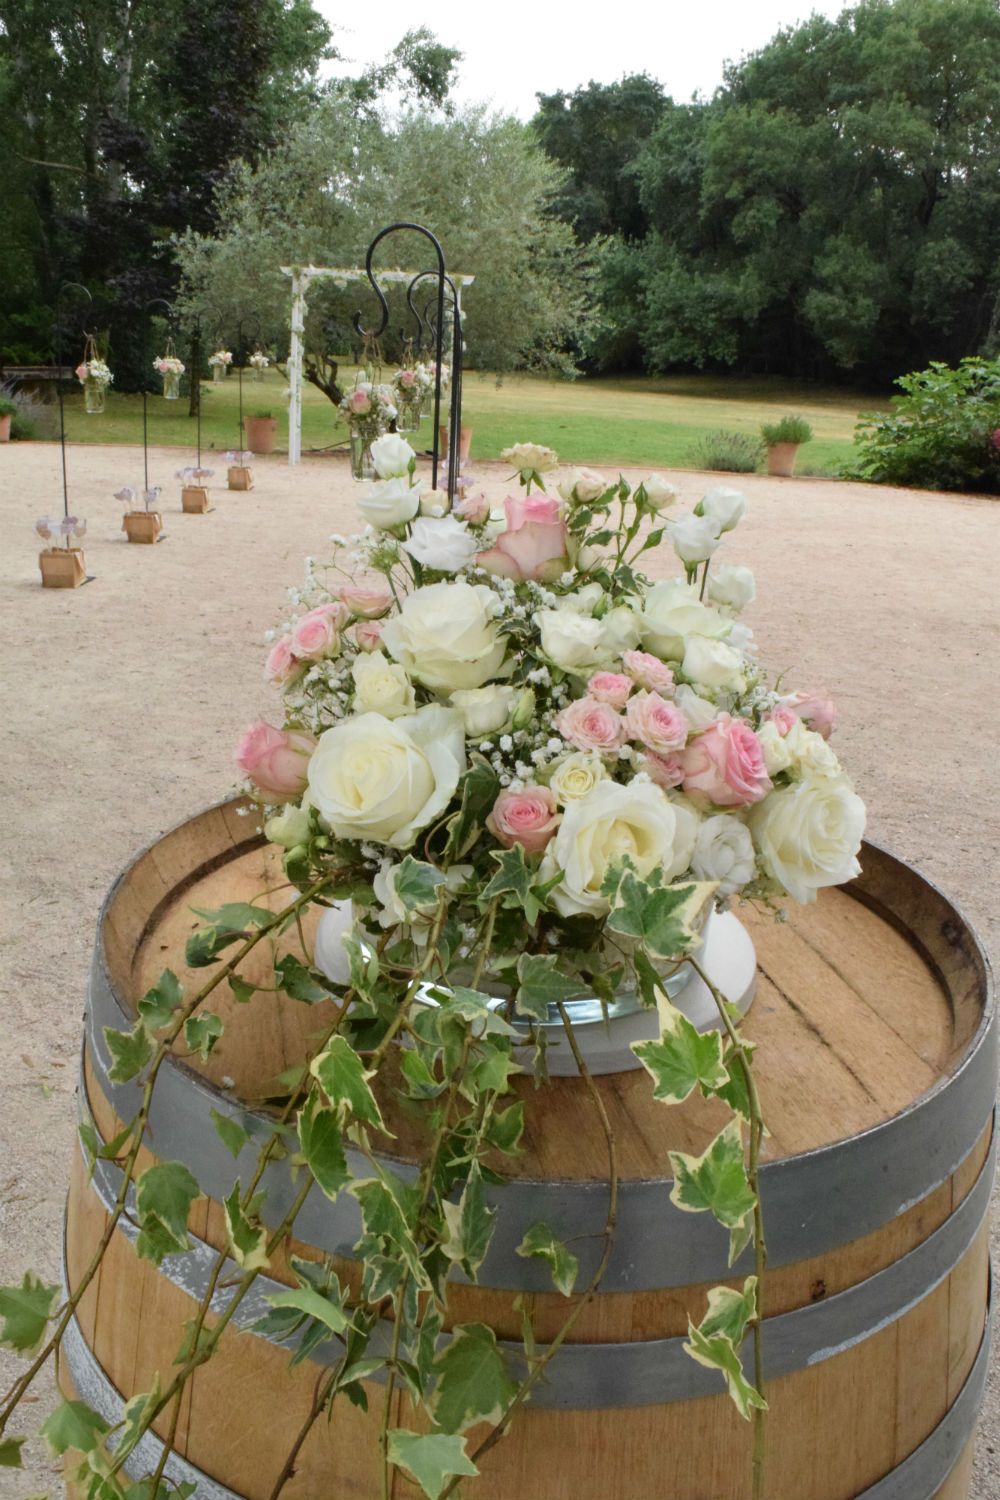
[280,264,474,466]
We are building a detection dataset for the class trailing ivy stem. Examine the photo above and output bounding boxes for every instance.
[369,891,450,1071]
[686,953,768,1500]
[268,1362,343,1500]
[0,875,332,1433]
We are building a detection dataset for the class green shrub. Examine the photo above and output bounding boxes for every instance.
[761,414,813,447]
[688,429,763,474]
[10,413,41,440]
[250,410,275,419]
[0,395,17,417]
[850,357,1000,493]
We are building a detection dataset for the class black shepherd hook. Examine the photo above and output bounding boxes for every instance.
[54,282,93,519]
[236,314,262,453]
[143,297,173,493]
[354,223,450,491]
[409,269,464,499]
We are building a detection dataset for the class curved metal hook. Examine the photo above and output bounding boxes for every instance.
[353,222,447,339]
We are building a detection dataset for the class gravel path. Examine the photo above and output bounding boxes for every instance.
[1,441,997,1496]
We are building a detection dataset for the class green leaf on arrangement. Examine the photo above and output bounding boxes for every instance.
[352,1175,428,1289]
[516,1222,579,1296]
[709,1040,756,1122]
[393,855,449,913]
[0,1272,59,1355]
[431,1322,518,1433]
[444,755,501,859]
[189,901,275,932]
[515,953,580,1021]
[114,1377,161,1463]
[413,1301,443,1390]
[632,1007,728,1105]
[310,1035,387,1131]
[228,975,257,1004]
[430,986,518,1038]
[0,1437,25,1468]
[668,1120,756,1264]
[184,927,240,968]
[135,1161,201,1265]
[223,1182,270,1271]
[40,1399,110,1456]
[261,1281,348,1339]
[399,1048,445,1099]
[606,872,716,960]
[137,969,184,1030]
[684,1278,765,1420]
[184,1011,223,1060]
[297,1092,350,1199]
[484,1099,524,1154]
[103,1021,154,1083]
[210,1107,251,1161]
[274,953,330,1004]
[441,1164,496,1279]
[480,844,550,925]
[469,1045,520,1097]
[387,1430,479,1500]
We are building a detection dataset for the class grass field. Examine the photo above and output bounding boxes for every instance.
[51,367,886,474]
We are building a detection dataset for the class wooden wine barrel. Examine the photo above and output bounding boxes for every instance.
[60,798,996,1500]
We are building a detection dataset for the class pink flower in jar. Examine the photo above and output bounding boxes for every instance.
[399,369,417,388]
[354,619,385,652]
[587,672,633,708]
[75,362,89,382]
[235,722,316,802]
[475,494,569,583]
[347,387,371,415]
[766,705,799,736]
[625,691,688,755]
[340,582,393,619]
[291,603,348,661]
[682,714,771,808]
[781,689,837,740]
[454,490,491,524]
[643,751,686,789]
[621,650,675,694]
[264,635,300,684]
[555,696,626,754]
[487,784,560,854]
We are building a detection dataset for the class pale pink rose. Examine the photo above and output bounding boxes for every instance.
[340,583,393,619]
[487,785,560,853]
[264,635,300,684]
[291,604,347,661]
[625,691,689,754]
[399,369,417,388]
[587,672,633,708]
[682,714,771,808]
[347,388,371,414]
[766,705,799,736]
[354,619,385,652]
[454,490,491,524]
[75,361,88,382]
[621,650,675,694]
[475,494,569,583]
[643,751,686,788]
[236,722,316,803]
[782,689,837,740]
[555,696,626,753]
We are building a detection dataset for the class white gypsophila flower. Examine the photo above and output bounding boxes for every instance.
[401,515,478,573]
[669,512,723,566]
[707,564,756,613]
[691,814,756,897]
[699,486,747,533]
[749,773,865,904]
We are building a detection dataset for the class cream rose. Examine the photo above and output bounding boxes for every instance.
[371,433,417,479]
[450,684,518,737]
[673,684,719,732]
[402,515,477,572]
[540,779,698,918]
[640,580,731,661]
[381,580,508,691]
[351,650,416,719]
[749,774,866,904]
[264,802,312,850]
[682,635,747,695]
[690,814,756,897]
[669,513,722,566]
[307,706,466,848]
[357,476,421,530]
[641,475,680,513]
[557,467,607,504]
[548,752,607,805]
[708,565,756,613]
[698,486,747,533]
[538,596,640,675]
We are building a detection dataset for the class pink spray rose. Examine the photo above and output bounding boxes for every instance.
[291,603,348,661]
[587,672,633,708]
[340,582,393,619]
[682,714,771,808]
[487,785,560,854]
[643,751,686,788]
[236,722,316,803]
[782,689,837,740]
[399,369,417,388]
[555,696,626,754]
[621,650,675,694]
[347,387,372,415]
[625,691,689,754]
[766,705,799,736]
[354,619,385,652]
[475,494,569,583]
[454,490,491,524]
[264,635,300,684]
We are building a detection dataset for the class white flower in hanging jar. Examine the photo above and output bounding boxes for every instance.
[249,350,270,382]
[392,366,424,434]
[76,340,113,414]
[208,349,233,383]
[339,380,396,481]
[152,348,185,401]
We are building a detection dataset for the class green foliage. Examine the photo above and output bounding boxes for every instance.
[387,1430,479,1500]
[441,1164,496,1279]
[516,1223,579,1296]
[274,952,330,1003]
[210,1108,252,1160]
[604,872,715,960]
[760,414,813,447]
[432,1323,518,1433]
[0,1272,59,1354]
[686,430,764,474]
[632,1009,728,1105]
[669,1120,757,1265]
[514,953,580,1020]
[850,356,1000,492]
[184,1011,223,1060]
[135,1162,201,1265]
[137,970,184,1030]
[0,1436,26,1466]
[297,1092,350,1199]
[310,1036,387,1131]
[40,1399,110,1455]
[223,1183,270,1271]
[103,1021,155,1083]
[685,1279,766,1420]
[0,395,17,416]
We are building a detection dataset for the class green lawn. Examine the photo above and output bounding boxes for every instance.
[55,367,885,474]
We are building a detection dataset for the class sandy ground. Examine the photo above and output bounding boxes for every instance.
[0,440,998,1497]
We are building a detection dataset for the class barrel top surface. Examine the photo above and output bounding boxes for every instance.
[97,798,995,1184]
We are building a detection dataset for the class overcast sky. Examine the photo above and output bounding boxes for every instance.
[319,0,847,116]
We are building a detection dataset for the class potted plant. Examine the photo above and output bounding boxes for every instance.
[177,464,213,513]
[244,410,278,454]
[761,414,813,476]
[226,449,254,490]
[36,515,88,586]
[117,484,164,543]
[0,394,16,442]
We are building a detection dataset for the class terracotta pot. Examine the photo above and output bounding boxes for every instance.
[767,442,800,477]
[39,547,86,588]
[438,423,473,463]
[228,465,254,491]
[244,416,277,455]
[0,414,11,443]
[122,511,163,545]
[181,486,210,514]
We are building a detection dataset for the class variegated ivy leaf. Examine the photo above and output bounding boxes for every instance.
[632,1007,728,1105]
[223,1182,270,1271]
[0,1272,59,1354]
[605,872,717,960]
[515,953,580,1021]
[114,1377,161,1464]
[184,1011,223,1061]
[310,1035,387,1132]
[431,1323,518,1434]
[684,1278,766,1420]
[441,1163,496,1279]
[102,1020,154,1083]
[39,1399,110,1456]
[297,1092,350,1200]
[387,1430,479,1500]
[668,1119,756,1266]
[137,969,184,1030]
[134,1162,201,1265]
[393,855,449,913]
[516,1222,579,1296]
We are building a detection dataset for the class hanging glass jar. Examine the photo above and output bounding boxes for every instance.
[163,369,180,400]
[396,388,422,434]
[84,377,106,414]
[350,431,375,480]
[76,335,113,415]
[153,339,184,400]
[209,350,232,383]
[249,350,269,383]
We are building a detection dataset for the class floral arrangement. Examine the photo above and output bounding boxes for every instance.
[115,484,161,513]
[152,355,185,376]
[393,365,431,397]
[417,358,450,394]
[338,380,397,447]
[35,514,86,544]
[208,349,233,368]
[74,358,113,387]
[249,351,270,371]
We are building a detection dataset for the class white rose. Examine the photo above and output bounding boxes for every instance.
[682,635,747,695]
[538,605,607,674]
[540,779,697,918]
[419,487,451,516]
[669,513,722,566]
[690,814,756,897]
[264,802,312,850]
[707,565,756,613]
[782,719,842,779]
[351,650,415,719]
[450,684,518,737]
[749,774,866,904]
[557,467,607,504]
[381,580,508,691]
[357,476,421,530]
[601,604,641,658]
[673,684,719,732]
[757,720,793,777]
[641,580,732,660]
[548,752,607,805]
[371,433,416,478]
[402,515,477,573]
[699,486,747,533]
[307,705,466,848]
[372,861,472,940]
[501,442,558,476]
[642,475,680,513]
